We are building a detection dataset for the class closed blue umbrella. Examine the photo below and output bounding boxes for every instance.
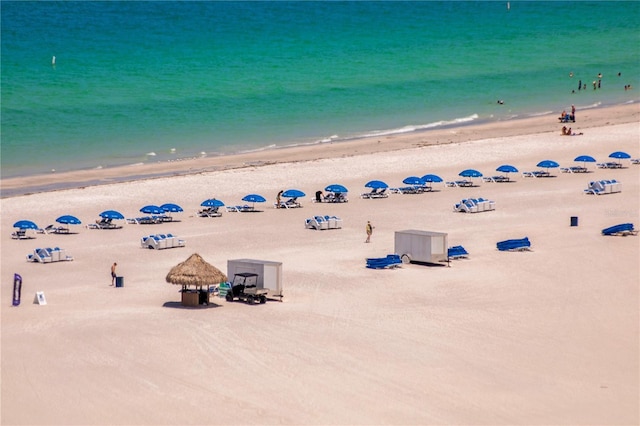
[13,220,39,230]
[325,184,348,193]
[140,205,165,215]
[496,164,518,174]
[201,198,225,207]
[99,210,124,220]
[536,160,559,169]
[364,180,388,189]
[242,194,266,203]
[282,189,306,198]
[402,176,425,185]
[160,203,183,213]
[56,215,82,225]
[421,174,443,183]
[459,169,483,178]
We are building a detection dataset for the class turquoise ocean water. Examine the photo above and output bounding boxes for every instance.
[2,1,639,179]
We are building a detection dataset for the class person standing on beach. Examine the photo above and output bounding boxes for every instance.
[276,190,283,208]
[365,221,374,243]
[111,262,117,286]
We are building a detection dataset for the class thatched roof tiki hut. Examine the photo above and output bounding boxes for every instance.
[166,253,228,307]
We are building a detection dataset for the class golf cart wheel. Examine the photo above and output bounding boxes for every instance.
[401,254,411,264]
[246,295,255,305]
[259,296,267,304]
[225,293,233,302]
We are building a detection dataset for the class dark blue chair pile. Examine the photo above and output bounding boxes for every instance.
[497,237,531,251]
[447,245,469,259]
[602,223,637,236]
[366,254,402,269]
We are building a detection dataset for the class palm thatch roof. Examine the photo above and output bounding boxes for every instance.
[166,253,227,287]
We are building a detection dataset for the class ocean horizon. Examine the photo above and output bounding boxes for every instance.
[2,1,638,179]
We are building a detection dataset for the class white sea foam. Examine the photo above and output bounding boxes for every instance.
[146,152,156,156]
[362,114,479,138]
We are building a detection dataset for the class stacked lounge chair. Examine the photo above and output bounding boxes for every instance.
[304,215,342,230]
[601,223,637,236]
[365,254,402,269]
[26,247,74,263]
[447,245,469,259]
[497,237,531,251]
[453,198,495,213]
[140,234,186,249]
[584,179,622,195]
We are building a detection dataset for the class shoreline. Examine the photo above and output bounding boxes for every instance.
[2,102,638,198]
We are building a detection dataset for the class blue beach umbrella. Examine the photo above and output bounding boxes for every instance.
[364,180,388,189]
[459,169,483,178]
[608,151,631,160]
[421,174,443,183]
[56,215,82,225]
[13,220,39,230]
[574,155,596,163]
[242,194,266,203]
[496,164,518,174]
[99,210,124,220]
[536,160,560,169]
[325,184,348,193]
[140,205,165,215]
[201,198,225,208]
[282,189,306,198]
[402,176,425,185]
[160,203,183,213]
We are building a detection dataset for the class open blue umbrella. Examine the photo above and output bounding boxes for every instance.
[364,180,388,189]
[56,215,81,225]
[160,203,183,213]
[574,155,596,163]
[325,184,348,193]
[459,169,483,178]
[201,198,225,207]
[402,176,425,185]
[609,151,631,160]
[13,220,39,230]
[99,210,124,220]
[496,164,518,174]
[140,205,165,215]
[282,189,306,198]
[421,174,443,183]
[536,160,559,169]
[242,194,266,203]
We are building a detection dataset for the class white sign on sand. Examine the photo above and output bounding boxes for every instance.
[33,292,47,305]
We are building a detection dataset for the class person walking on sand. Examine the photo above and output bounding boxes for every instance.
[276,190,283,208]
[365,221,374,243]
[110,262,117,286]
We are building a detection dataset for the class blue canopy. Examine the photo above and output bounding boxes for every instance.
[496,164,518,173]
[282,189,306,198]
[242,194,266,203]
[402,176,425,185]
[56,215,82,225]
[609,151,631,159]
[13,220,39,230]
[536,160,559,169]
[574,155,596,163]
[421,174,443,183]
[201,198,225,207]
[325,184,348,193]
[99,210,124,220]
[160,203,183,213]
[364,180,388,189]
[140,205,165,215]
[459,169,483,178]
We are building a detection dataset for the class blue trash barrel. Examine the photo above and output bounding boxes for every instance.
[570,216,578,227]
[115,276,124,287]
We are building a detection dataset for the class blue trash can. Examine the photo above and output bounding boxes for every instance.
[570,216,578,227]
[115,276,124,287]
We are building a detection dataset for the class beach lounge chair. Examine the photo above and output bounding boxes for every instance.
[198,207,222,217]
[305,215,330,230]
[631,158,640,165]
[447,245,469,259]
[584,180,622,195]
[496,237,531,251]
[596,162,622,169]
[11,229,33,239]
[601,223,637,236]
[365,254,402,269]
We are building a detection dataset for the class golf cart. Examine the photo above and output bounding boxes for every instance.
[225,272,268,304]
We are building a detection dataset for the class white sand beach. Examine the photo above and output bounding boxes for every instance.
[1,104,639,425]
